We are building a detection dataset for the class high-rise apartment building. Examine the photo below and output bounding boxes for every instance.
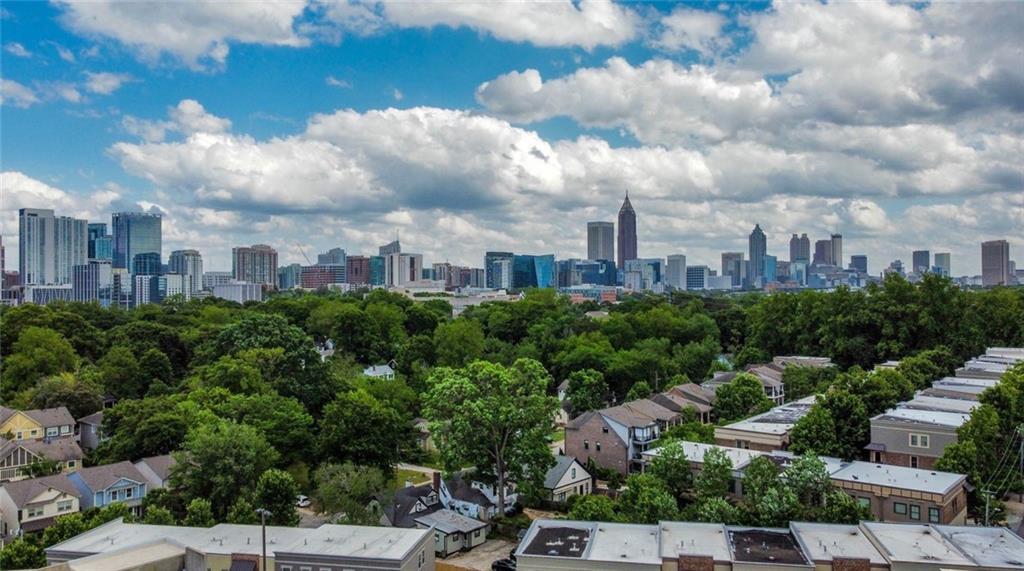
[369,256,385,286]
[666,255,686,289]
[18,208,87,285]
[789,234,810,264]
[587,221,614,262]
[813,239,832,266]
[721,252,744,287]
[278,263,302,289]
[112,211,162,275]
[830,234,843,269]
[616,194,637,269]
[72,260,113,304]
[763,254,778,283]
[850,255,868,273]
[912,250,930,274]
[934,253,951,277]
[132,252,162,277]
[623,258,663,291]
[168,249,203,294]
[981,240,1010,286]
[346,256,370,285]
[485,251,514,289]
[385,252,423,287]
[202,271,233,291]
[232,244,278,288]
[748,224,766,280]
[87,223,108,259]
[317,247,347,265]
[379,240,401,256]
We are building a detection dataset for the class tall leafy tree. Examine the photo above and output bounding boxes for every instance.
[423,359,558,513]
[647,441,693,504]
[172,421,278,519]
[567,494,618,522]
[618,474,679,523]
[433,319,485,367]
[713,373,773,423]
[2,326,78,400]
[318,389,409,470]
[564,369,607,416]
[254,469,301,526]
[695,448,734,500]
[184,498,216,527]
[314,462,389,525]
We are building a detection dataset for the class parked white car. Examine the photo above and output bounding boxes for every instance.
[295,495,311,508]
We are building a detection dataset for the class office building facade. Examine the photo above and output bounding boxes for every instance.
[686,265,710,290]
[586,221,614,262]
[616,194,637,269]
[850,255,868,273]
[813,239,832,266]
[934,252,951,277]
[232,244,278,288]
[112,212,162,275]
[168,249,203,294]
[912,250,930,274]
[378,240,400,256]
[748,224,766,281]
[484,251,514,289]
[278,263,302,289]
[72,260,113,305]
[981,240,1010,286]
[829,234,842,269]
[721,252,744,287]
[512,254,555,289]
[345,255,370,285]
[666,254,686,289]
[385,252,423,287]
[18,208,88,286]
[789,233,810,264]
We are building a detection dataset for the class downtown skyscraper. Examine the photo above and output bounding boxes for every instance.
[748,224,766,281]
[617,193,637,269]
[18,208,87,285]
[112,211,162,275]
[587,221,614,262]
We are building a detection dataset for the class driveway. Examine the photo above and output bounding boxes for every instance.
[443,538,515,570]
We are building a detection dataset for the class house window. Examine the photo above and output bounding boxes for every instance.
[57,500,73,512]
[46,427,58,437]
[27,506,44,518]
[736,440,749,449]
[601,427,608,434]
[595,442,601,452]
[909,505,921,520]
[571,468,576,479]
[910,456,919,469]
[584,440,589,450]
[928,507,940,523]
[280,567,292,571]
[894,502,907,515]
[474,529,481,538]
[61,426,70,434]
[125,487,134,499]
[67,461,76,469]
[909,434,930,448]
[16,431,23,439]
[110,490,119,501]
[30,429,38,437]
[872,451,881,463]
[857,497,870,508]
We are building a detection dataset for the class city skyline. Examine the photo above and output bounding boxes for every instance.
[2,2,1022,274]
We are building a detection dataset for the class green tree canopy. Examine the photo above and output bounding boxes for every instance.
[254,469,301,526]
[313,462,389,525]
[713,373,772,423]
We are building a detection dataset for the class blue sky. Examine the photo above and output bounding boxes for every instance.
[2,1,1021,274]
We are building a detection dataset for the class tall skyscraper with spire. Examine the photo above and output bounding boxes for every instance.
[749,223,767,281]
[617,192,637,269]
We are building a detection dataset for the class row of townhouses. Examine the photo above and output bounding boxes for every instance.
[868,347,1023,470]
[515,518,1024,571]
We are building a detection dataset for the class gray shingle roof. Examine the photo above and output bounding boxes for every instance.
[135,454,176,481]
[0,406,75,428]
[78,411,104,426]
[543,456,586,490]
[1,473,80,507]
[74,461,146,492]
[20,436,84,462]
[414,508,487,534]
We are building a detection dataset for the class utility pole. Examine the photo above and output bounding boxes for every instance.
[255,508,273,571]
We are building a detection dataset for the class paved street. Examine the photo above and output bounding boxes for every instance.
[443,539,515,570]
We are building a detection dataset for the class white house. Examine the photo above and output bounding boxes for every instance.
[543,456,591,504]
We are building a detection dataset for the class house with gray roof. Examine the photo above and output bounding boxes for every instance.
[133,454,176,489]
[0,473,81,537]
[566,398,681,475]
[414,508,488,557]
[0,406,76,441]
[68,461,147,514]
[542,456,591,503]
[77,411,105,451]
[0,436,84,483]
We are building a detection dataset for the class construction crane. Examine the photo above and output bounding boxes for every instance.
[295,242,312,265]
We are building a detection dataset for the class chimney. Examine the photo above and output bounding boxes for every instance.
[432,471,441,492]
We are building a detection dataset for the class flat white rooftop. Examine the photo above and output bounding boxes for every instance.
[831,463,964,494]
[935,525,1024,569]
[901,394,978,413]
[934,376,999,388]
[588,521,661,565]
[720,396,817,435]
[860,522,974,566]
[277,523,427,560]
[873,407,971,428]
[659,522,731,562]
[790,522,886,565]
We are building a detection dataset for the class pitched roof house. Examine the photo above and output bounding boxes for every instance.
[566,398,680,475]
[0,436,84,483]
[543,456,591,503]
[0,473,81,536]
[133,455,176,489]
[68,461,147,512]
[0,406,76,441]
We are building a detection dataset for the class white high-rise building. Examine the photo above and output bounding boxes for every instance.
[18,208,87,285]
[666,254,686,290]
[169,249,203,295]
[686,265,711,290]
[385,252,423,287]
[213,281,263,304]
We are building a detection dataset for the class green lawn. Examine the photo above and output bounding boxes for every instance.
[393,468,431,489]
[548,427,565,442]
